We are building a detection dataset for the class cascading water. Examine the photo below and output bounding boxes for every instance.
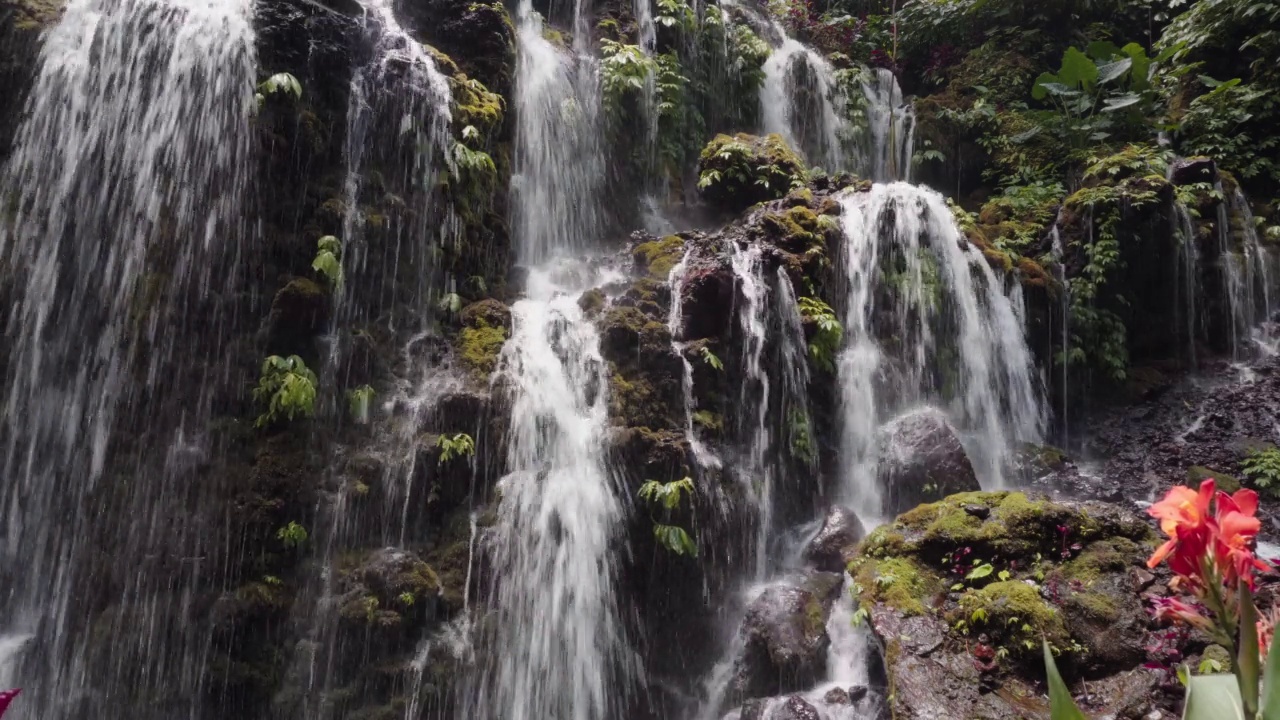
[0,0,255,713]
[835,183,1045,516]
[1219,187,1278,354]
[861,67,915,183]
[669,251,723,470]
[759,38,851,173]
[469,261,636,720]
[467,0,633,717]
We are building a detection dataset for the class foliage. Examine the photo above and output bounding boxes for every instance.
[346,384,375,425]
[1029,41,1177,150]
[797,296,843,372]
[788,409,818,465]
[1241,447,1280,491]
[1178,77,1280,187]
[436,433,475,464]
[312,234,343,289]
[256,72,302,107]
[276,521,309,549]
[253,355,318,428]
[638,477,695,510]
[639,478,697,557]
[449,141,499,224]
[697,133,807,210]
[1052,480,1277,720]
[699,346,724,371]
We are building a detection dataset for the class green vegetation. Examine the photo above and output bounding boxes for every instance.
[256,72,302,107]
[697,133,807,210]
[276,521,309,549]
[312,235,343,289]
[436,433,476,464]
[346,385,375,424]
[1241,446,1280,491]
[253,355,318,428]
[638,478,698,557]
[797,296,843,373]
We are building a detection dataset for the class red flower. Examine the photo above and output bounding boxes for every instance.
[1147,480,1216,580]
[1214,488,1270,589]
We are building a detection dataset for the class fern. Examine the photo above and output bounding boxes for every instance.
[253,355,318,428]
[437,433,475,464]
[1242,447,1280,490]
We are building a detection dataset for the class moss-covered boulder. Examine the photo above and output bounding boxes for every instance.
[633,234,686,279]
[850,491,1160,719]
[697,133,807,211]
[457,299,510,380]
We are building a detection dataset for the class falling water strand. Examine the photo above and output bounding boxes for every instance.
[1172,200,1200,364]
[861,67,916,182]
[836,183,1045,515]
[775,267,817,479]
[1048,223,1071,444]
[759,37,851,172]
[471,263,633,720]
[0,0,256,712]
[668,251,723,469]
[511,0,605,264]
[729,243,775,579]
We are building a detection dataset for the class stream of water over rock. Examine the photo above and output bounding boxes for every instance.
[0,0,256,713]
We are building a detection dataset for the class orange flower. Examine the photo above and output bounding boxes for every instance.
[1147,480,1216,576]
[1214,488,1270,589]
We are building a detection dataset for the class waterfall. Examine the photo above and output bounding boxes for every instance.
[759,39,851,173]
[835,183,1045,517]
[1172,200,1201,365]
[0,0,256,712]
[861,67,915,183]
[468,0,633,716]
[470,261,635,720]
[337,0,453,328]
[511,0,605,265]
[1219,187,1277,354]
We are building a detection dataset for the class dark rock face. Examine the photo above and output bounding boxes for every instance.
[730,573,843,702]
[1170,156,1217,186]
[803,505,866,573]
[876,408,980,517]
[680,262,736,340]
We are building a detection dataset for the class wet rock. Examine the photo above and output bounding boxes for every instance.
[267,277,330,353]
[803,505,866,573]
[1170,156,1217,186]
[875,408,979,517]
[680,262,735,340]
[730,573,843,701]
[822,687,849,705]
[777,696,820,720]
[847,685,868,702]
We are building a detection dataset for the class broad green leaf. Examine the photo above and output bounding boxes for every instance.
[966,564,994,580]
[1031,72,1059,100]
[1057,46,1099,92]
[1085,40,1121,61]
[1183,674,1245,720]
[1043,640,1087,720]
[1261,613,1280,719]
[1101,93,1142,112]
[1240,581,1261,716]
[1122,43,1152,90]
[1096,58,1133,85]
[1039,82,1080,98]
[317,235,341,255]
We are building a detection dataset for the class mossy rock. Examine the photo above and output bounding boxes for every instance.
[633,234,686,279]
[956,580,1069,663]
[457,299,510,379]
[760,205,826,253]
[1186,465,1242,493]
[697,133,807,211]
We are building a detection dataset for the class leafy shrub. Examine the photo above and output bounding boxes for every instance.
[1241,447,1280,490]
[436,433,475,464]
[638,478,698,556]
[253,355,318,428]
[312,235,343,289]
[276,521,309,548]
[256,72,302,107]
[697,133,807,211]
[797,296,843,372]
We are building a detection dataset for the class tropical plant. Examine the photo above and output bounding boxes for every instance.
[797,296,844,373]
[256,72,302,107]
[436,433,475,464]
[700,346,724,371]
[253,355,318,428]
[1241,447,1280,490]
[1049,479,1278,719]
[312,235,343,289]
[638,478,698,557]
[1029,41,1178,149]
[346,384,375,425]
[276,521,309,548]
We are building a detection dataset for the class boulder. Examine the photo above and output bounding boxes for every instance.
[730,573,843,702]
[697,133,807,211]
[850,491,1164,720]
[803,505,866,573]
[1169,156,1217,186]
[876,408,979,517]
[738,695,820,720]
[679,263,735,340]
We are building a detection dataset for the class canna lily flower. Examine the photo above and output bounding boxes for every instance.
[1214,488,1270,588]
[1147,480,1216,575]
[1151,596,1214,633]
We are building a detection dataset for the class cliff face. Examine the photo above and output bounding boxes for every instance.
[1,0,1278,718]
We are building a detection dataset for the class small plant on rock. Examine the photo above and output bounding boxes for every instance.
[253,355,318,428]
[346,384,375,425]
[256,72,302,107]
[312,235,343,289]
[276,521,309,549]
[638,477,698,557]
[1241,447,1280,492]
[797,296,843,373]
[436,433,475,464]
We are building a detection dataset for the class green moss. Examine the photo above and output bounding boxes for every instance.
[1201,644,1233,673]
[785,187,815,208]
[459,323,507,377]
[761,206,825,251]
[633,235,686,279]
[578,288,606,316]
[697,133,807,211]
[804,596,826,636]
[855,556,938,617]
[1187,465,1242,493]
[692,410,723,434]
[958,580,1069,661]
